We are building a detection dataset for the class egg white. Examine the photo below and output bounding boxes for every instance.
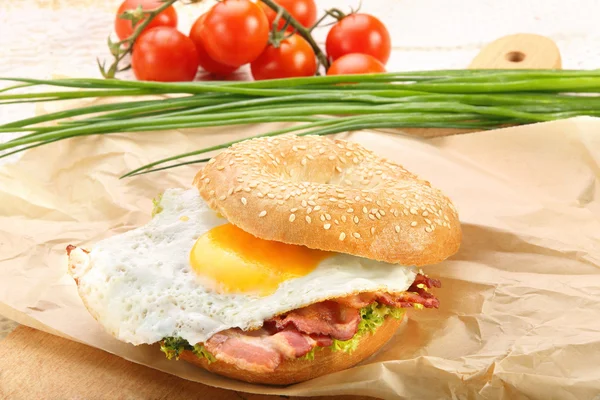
[69,188,417,346]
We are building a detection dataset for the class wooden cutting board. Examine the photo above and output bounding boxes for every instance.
[0,34,562,400]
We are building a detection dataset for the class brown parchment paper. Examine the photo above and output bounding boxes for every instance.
[1,115,600,400]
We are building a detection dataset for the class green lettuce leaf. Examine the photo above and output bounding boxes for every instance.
[329,303,405,354]
[160,337,215,363]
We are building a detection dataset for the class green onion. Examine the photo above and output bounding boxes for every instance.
[2,70,600,176]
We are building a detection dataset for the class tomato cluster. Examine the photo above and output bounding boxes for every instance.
[114,0,391,82]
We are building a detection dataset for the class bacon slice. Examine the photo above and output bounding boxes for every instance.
[269,300,361,341]
[202,273,441,373]
[334,273,441,310]
[204,327,316,373]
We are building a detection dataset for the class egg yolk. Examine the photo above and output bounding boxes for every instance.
[190,223,330,295]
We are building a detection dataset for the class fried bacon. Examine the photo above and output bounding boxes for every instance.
[203,274,440,373]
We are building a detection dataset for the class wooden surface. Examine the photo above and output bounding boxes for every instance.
[0,33,562,400]
[0,327,373,400]
[469,33,562,69]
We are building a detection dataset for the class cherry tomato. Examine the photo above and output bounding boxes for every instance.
[326,13,391,64]
[203,0,270,67]
[132,27,199,82]
[114,0,178,41]
[189,14,239,77]
[259,0,317,31]
[251,34,316,80]
[326,53,386,76]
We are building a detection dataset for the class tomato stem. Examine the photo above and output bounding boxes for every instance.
[324,8,347,21]
[99,0,179,79]
[259,0,330,70]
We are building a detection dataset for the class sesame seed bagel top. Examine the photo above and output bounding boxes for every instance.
[193,135,461,266]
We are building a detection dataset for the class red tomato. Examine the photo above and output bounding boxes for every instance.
[251,34,316,80]
[189,14,239,77]
[325,14,391,64]
[203,0,270,67]
[114,0,178,41]
[259,0,317,31]
[326,53,386,76]
[132,27,199,82]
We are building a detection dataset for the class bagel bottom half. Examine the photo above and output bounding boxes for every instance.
[179,314,405,385]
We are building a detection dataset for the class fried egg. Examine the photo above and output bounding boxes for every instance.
[68,188,417,346]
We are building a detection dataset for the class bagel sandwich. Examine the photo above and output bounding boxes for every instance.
[67,135,461,385]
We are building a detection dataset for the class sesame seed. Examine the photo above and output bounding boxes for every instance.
[425,218,432,225]
[307,207,312,214]
[363,207,368,214]
[395,225,401,233]
[353,232,361,239]
[354,216,359,223]
[320,215,326,221]
[301,159,307,166]
[411,221,418,227]
[241,197,247,205]
[380,210,386,216]
[204,178,211,184]
[259,211,267,217]
[305,216,312,223]
[339,232,346,241]
[209,190,215,197]
[218,195,227,201]
[267,193,275,199]
[324,223,331,230]
[328,155,336,161]
[425,226,433,233]
[289,214,296,222]
[347,208,354,213]
[341,215,347,222]
[325,213,331,220]
[335,166,343,173]
[422,211,429,217]
[410,208,418,215]
[368,214,376,220]
[371,227,376,235]
[217,165,225,171]
[290,207,298,212]
[313,205,321,211]
[302,200,307,207]
[308,200,317,206]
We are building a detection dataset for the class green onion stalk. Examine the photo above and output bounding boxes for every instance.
[2,70,600,176]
